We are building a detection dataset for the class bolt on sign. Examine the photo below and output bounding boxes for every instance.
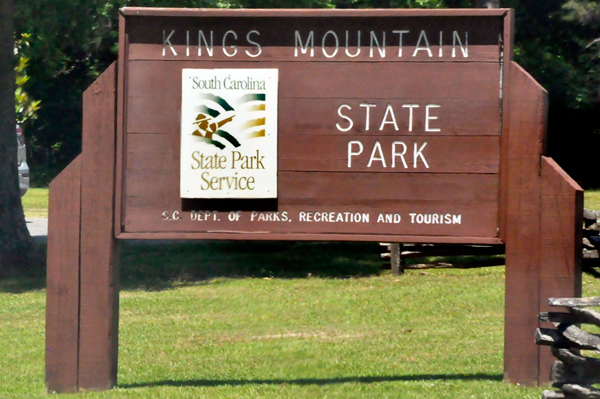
[45,8,583,393]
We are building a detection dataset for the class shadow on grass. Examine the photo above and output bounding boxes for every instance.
[120,373,504,389]
[119,240,382,291]
[0,240,383,293]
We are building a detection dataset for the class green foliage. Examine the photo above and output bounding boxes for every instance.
[12,0,600,186]
[14,34,40,125]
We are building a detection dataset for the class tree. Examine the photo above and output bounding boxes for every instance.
[0,0,36,274]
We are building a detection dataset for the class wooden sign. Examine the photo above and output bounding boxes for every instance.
[45,8,583,394]
[115,8,506,243]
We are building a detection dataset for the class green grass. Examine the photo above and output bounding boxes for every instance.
[21,188,49,218]
[585,189,600,210]
[2,246,570,399]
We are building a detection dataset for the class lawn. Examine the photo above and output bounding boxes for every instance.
[585,188,600,210]
[21,188,49,218]
[1,263,559,399]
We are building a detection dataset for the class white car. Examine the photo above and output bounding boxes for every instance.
[17,125,29,196]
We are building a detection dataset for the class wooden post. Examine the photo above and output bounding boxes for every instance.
[77,62,120,391]
[503,62,547,385]
[503,63,582,386]
[46,156,82,393]
[538,157,583,385]
[45,63,119,392]
[390,243,402,275]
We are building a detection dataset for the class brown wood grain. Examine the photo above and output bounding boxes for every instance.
[125,170,498,203]
[121,170,498,238]
[497,9,514,242]
[78,63,120,391]
[117,231,504,245]
[539,156,583,385]
[125,60,500,137]
[129,98,500,139]
[115,14,129,237]
[124,10,503,63]
[503,61,546,386]
[123,203,497,237]
[128,134,499,173]
[46,156,82,393]
[279,135,499,173]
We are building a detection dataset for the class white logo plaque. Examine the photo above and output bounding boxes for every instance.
[180,68,278,198]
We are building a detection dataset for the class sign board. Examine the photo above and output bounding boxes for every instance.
[115,9,506,243]
[46,8,584,393]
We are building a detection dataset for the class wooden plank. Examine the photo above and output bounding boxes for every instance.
[127,134,499,173]
[503,61,546,386]
[277,99,501,137]
[539,156,583,385]
[390,243,402,275]
[124,170,498,201]
[497,8,514,242]
[123,203,497,237]
[117,231,504,244]
[127,14,501,63]
[128,60,500,99]
[128,98,501,138]
[548,297,600,307]
[125,61,501,138]
[279,135,499,173]
[78,63,120,391]
[115,14,128,237]
[121,7,509,17]
[45,156,82,393]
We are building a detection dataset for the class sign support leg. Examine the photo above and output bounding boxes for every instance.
[503,62,582,386]
[45,62,119,392]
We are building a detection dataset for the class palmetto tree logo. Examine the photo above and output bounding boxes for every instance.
[191,93,267,150]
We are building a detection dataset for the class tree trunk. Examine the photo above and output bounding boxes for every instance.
[0,0,36,275]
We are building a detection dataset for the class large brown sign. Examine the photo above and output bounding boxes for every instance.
[45,8,583,394]
[116,9,506,243]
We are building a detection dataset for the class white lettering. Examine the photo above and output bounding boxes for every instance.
[295,30,314,57]
[391,141,408,168]
[336,104,353,132]
[367,141,386,168]
[163,30,177,56]
[245,30,262,57]
[322,30,339,58]
[348,140,364,168]
[370,31,385,58]
[452,31,468,58]
[359,103,376,131]
[393,30,409,57]
[402,104,420,132]
[222,30,238,57]
[379,104,399,131]
[425,104,441,132]
[413,142,429,168]
[413,30,432,57]
[198,30,213,56]
[345,30,361,57]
